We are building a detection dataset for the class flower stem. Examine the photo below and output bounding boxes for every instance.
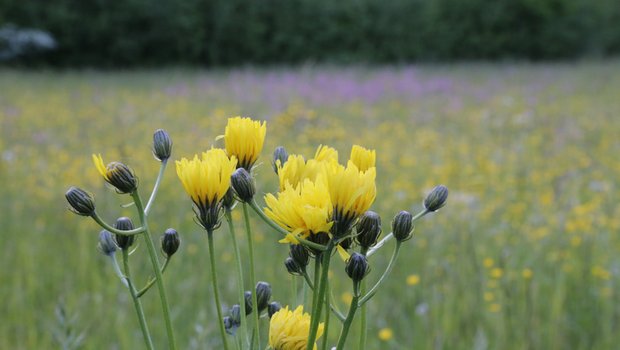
[359,242,402,306]
[321,281,331,350]
[131,191,177,350]
[144,160,167,215]
[367,209,428,257]
[92,212,144,236]
[225,209,249,347]
[122,249,155,350]
[335,293,359,350]
[242,203,261,349]
[207,229,231,350]
[307,241,334,349]
[136,258,170,298]
[358,248,368,350]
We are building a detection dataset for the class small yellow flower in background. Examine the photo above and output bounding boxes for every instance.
[522,268,533,279]
[406,274,420,286]
[224,116,266,170]
[350,145,375,172]
[484,291,494,302]
[490,267,503,279]
[269,305,324,350]
[488,303,502,313]
[378,328,393,341]
[483,258,494,268]
[341,292,353,304]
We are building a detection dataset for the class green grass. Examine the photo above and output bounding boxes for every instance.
[1,61,620,349]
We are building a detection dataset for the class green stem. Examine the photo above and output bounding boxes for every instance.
[310,259,321,324]
[225,209,249,347]
[207,229,231,350]
[321,279,331,350]
[302,270,345,322]
[136,258,170,298]
[307,242,334,349]
[131,191,177,350]
[358,249,368,350]
[122,249,155,350]
[92,212,144,236]
[243,203,261,349]
[359,242,402,306]
[336,292,359,350]
[291,274,298,308]
[367,209,428,257]
[144,160,167,215]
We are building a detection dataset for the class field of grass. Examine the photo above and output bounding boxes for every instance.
[2,61,620,349]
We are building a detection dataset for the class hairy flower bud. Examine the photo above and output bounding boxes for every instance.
[98,230,117,256]
[244,291,253,315]
[284,257,303,275]
[345,252,370,282]
[392,211,414,242]
[424,185,449,212]
[272,146,289,174]
[106,162,138,194]
[268,301,281,318]
[223,316,234,334]
[222,187,236,211]
[65,186,95,216]
[231,168,255,202]
[152,129,172,162]
[289,244,309,269]
[255,281,272,312]
[230,304,242,326]
[161,228,180,258]
[356,211,382,249]
[114,217,135,250]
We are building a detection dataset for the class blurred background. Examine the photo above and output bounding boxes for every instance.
[2,1,620,349]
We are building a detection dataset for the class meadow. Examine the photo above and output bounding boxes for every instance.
[1,61,620,349]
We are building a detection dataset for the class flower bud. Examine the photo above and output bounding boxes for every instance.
[106,162,138,194]
[392,211,414,242]
[424,185,448,212]
[97,230,117,256]
[345,252,370,282]
[289,244,309,269]
[231,168,255,202]
[222,187,236,211]
[307,232,330,256]
[255,281,272,312]
[152,129,172,162]
[114,217,135,250]
[65,186,95,216]
[230,304,242,326]
[272,146,289,174]
[223,316,234,334]
[161,228,180,258]
[356,211,382,249]
[267,301,281,318]
[244,290,253,315]
[284,257,302,275]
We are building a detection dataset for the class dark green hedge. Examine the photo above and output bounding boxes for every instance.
[2,0,619,66]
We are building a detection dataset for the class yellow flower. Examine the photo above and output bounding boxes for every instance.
[176,148,237,230]
[264,177,333,244]
[406,274,420,286]
[224,116,266,170]
[314,144,338,163]
[269,305,324,350]
[378,328,393,341]
[92,154,137,193]
[350,145,375,172]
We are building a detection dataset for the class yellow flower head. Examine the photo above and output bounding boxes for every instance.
[92,154,137,194]
[224,116,266,170]
[176,148,237,230]
[264,177,333,244]
[350,145,376,172]
[277,155,330,191]
[314,145,338,163]
[269,305,324,350]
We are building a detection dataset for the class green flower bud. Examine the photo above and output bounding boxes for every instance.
[161,228,180,258]
[244,291,253,315]
[345,252,370,282]
[272,146,289,174]
[424,185,449,212]
[255,281,272,312]
[97,230,117,256]
[106,162,138,194]
[392,211,414,242]
[356,211,382,249]
[231,168,255,202]
[65,186,95,216]
[152,129,172,162]
[114,217,135,250]
[289,244,309,269]
[284,257,302,275]
[268,301,281,318]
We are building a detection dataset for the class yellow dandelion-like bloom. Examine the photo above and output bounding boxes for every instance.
[224,116,266,170]
[406,274,420,286]
[277,155,331,191]
[264,177,333,244]
[269,305,324,350]
[350,145,375,172]
[176,148,237,230]
[378,328,393,341]
[314,144,338,163]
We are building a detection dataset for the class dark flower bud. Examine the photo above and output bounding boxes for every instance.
[65,186,95,216]
[255,281,272,312]
[392,211,414,242]
[114,217,135,250]
[231,168,255,202]
[98,230,117,256]
[424,185,449,212]
[152,129,172,162]
[106,162,138,194]
[307,232,330,256]
[289,244,309,269]
[356,211,382,249]
[272,146,289,174]
[340,237,353,250]
[230,304,242,326]
[345,252,370,282]
[161,228,180,258]
[268,301,281,318]
[244,291,253,315]
[223,316,234,335]
[284,257,303,275]
[222,187,236,211]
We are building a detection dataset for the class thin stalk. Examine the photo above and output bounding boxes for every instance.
[122,249,155,350]
[109,255,128,287]
[137,258,170,298]
[242,203,261,349]
[92,212,144,236]
[367,209,428,257]
[358,248,368,350]
[144,160,167,215]
[207,229,231,350]
[225,209,249,347]
[131,191,177,350]
[335,287,360,350]
[359,242,402,306]
[302,269,345,322]
[307,242,334,349]
[321,280,331,350]
[291,275,298,308]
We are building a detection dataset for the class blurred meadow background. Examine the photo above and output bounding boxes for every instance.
[2,1,620,349]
